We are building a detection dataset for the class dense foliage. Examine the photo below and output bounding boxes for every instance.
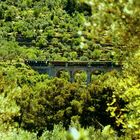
[0,0,140,139]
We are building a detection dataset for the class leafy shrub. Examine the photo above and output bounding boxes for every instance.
[0,129,37,140]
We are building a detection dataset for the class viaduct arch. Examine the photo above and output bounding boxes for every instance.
[25,60,121,84]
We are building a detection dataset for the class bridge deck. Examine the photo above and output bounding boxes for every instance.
[25,60,121,67]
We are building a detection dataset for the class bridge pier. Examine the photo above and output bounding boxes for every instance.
[47,66,56,77]
[69,70,74,82]
[86,71,91,84]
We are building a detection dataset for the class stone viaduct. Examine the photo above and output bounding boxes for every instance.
[25,60,121,83]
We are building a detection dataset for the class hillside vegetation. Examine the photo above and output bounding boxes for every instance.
[0,0,140,139]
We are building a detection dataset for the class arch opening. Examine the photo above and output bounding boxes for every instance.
[56,69,70,81]
[91,70,104,81]
[73,70,87,83]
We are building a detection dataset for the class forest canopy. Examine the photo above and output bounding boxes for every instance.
[0,0,140,139]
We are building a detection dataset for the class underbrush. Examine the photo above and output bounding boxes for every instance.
[0,124,133,140]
